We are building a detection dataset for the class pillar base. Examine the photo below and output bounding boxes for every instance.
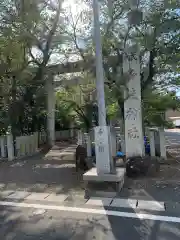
[83,167,126,198]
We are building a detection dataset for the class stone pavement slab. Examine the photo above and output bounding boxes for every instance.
[86,197,112,207]
[8,191,31,200]
[25,193,50,201]
[0,190,15,198]
[45,194,68,203]
[111,198,137,208]
[137,200,165,211]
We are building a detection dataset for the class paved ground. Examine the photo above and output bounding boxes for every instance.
[165,130,180,160]
[0,143,84,196]
[1,142,180,202]
[1,200,180,239]
[165,130,180,146]
[1,141,180,239]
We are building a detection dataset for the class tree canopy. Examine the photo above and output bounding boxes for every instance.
[0,0,179,135]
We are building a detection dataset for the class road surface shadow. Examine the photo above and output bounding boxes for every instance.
[1,205,180,240]
[0,144,85,196]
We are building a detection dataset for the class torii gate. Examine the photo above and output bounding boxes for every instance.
[44,55,117,147]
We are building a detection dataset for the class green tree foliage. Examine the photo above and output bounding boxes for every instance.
[143,90,180,127]
[0,0,179,135]
[0,0,65,135]
[55,78,99,131]
[86,0,180,126]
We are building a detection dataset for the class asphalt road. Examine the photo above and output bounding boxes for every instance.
[1,202,180,240]
[165,130,180,146]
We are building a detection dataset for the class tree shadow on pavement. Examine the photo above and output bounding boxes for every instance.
[0,206,112,240]
[0,147,85,196]
[104,207,180,240]
[1,205,180,240]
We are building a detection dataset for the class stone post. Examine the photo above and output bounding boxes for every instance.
[6,126,14,161]
[94,126,112,174]
[149,129,156,157]
[70,123,74,138]
[21,136,26,156]
[120,136,126,153]
[25,136,29,155]
[34,132,38,151]
[84,133,92,157]
[46,76,55,147]
[77,130,83,145]
[0,136,6,158]
[123,53,144,158]
[110,128,117,157]
[159,128,167,159]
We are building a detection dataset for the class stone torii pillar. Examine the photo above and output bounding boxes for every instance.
[46,76,55,146]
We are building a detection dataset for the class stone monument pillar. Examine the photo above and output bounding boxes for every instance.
[94,126,112,174]
[123,53,144,158]
[93,0,113,174]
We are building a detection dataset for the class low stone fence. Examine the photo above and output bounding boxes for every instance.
[15,132,39,158]
[0,132,45,161]
[78,127,167,159]
[0,129,77,161]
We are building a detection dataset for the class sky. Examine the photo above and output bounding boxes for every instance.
[31,0,180,94]
[62,0,84,15]
[51,0,89,64]
[31,0,87,66]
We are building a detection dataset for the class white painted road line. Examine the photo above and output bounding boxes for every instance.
[111,198,137,208]
[137,200,165,211]
[0,201,180,223]
[86,197,112,207]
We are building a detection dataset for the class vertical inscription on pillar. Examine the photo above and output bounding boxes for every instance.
[123,54,143,157]
[125,108,138,121]
[97,129,104,153]
[129,87,137,99]
[128,126,139,139]
[95,126,111,174]
[98,144,104,153]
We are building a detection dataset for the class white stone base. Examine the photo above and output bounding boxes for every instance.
[83,167,125,182]
[83,167,126,198]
